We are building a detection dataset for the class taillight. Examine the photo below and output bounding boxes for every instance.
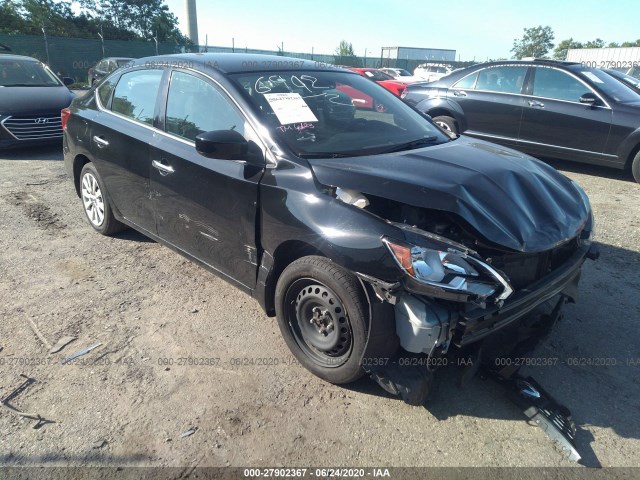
[61,108,71,130]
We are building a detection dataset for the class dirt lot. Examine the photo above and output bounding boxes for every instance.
[0,145,639,469]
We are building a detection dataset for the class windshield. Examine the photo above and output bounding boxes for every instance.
[398,69,412,77]
[0,58,61,87]
[579,68,640,103]
[361,70,394,81]
[606,70,640,90]
[115,59,133,68]
[230,70,449,158]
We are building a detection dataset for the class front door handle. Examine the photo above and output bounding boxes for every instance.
[453,90,467,97]
[93,135,109,148]
[528,100,545,108]
[152,160,175,176]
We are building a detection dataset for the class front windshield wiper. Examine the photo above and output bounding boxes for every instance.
[381,136,441,153]
[0,83,59,87]
[298,152,356,159]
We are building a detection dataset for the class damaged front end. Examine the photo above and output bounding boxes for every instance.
[326,184,598,405]
[310,142,598,460]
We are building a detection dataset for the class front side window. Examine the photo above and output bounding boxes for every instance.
[475,66,528,94]
[165,71,244,142]
[532,68,589,102]
[111,69,163,125]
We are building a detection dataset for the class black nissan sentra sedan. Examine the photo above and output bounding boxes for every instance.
[1,54,75,149]
[63,54,598,404]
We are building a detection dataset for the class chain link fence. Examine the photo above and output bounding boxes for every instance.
[0,33,474,84]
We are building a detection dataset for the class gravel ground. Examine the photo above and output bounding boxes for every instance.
[0,145,639,469]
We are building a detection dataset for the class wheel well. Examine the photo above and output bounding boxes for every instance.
[263,240,327,316]
[625,144,640,170]
[72,154,91,197]
[427,108,457,125]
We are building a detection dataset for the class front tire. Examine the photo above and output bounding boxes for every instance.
[432,115,458,135]
[275,256,369,384]
[79,163,126,235]
[374,101,387,113]
[632,150,640,183]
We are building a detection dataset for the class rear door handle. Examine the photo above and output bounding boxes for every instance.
[152,159,175,176]
[528,100,545,108]
[453,90,467,97]
[92,136,109,148]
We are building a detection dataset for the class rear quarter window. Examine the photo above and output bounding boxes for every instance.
[111,69,163,125]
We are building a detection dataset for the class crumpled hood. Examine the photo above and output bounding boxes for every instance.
[308,137,589,253]
[0,86,74,116]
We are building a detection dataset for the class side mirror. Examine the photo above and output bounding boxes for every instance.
[579,92,598,106]
[62,77,75,86]
[195,130,248,160]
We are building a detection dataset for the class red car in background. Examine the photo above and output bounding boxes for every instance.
[338,68,406,112]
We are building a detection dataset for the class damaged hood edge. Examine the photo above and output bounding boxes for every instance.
[309,137,590,253]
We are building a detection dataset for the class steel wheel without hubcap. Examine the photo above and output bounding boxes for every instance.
[285,279,353,368]
[435,120,452,132]
[81,172,105,227]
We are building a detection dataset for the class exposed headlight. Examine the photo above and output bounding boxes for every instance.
[383,238,513,304]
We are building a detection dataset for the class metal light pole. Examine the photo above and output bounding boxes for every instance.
[41,24,50,65]
[184,0,199,45]
[98,26,105,58]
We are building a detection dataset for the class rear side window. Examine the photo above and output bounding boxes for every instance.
[111,70,163,125]
[453,72,478,89]
[532,68,589,102]
[165,71,244,142]
[476,66,528,94]
[97,76,116,107]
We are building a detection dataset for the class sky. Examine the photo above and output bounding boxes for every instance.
[163,0,639,60]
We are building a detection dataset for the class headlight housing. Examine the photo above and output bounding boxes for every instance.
[571,180,595,244]
[383,237,513,305]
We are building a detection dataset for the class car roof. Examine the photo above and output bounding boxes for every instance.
[468,59,580,69]
[0,54,41,63]
[131,53,355,75]
[102,57,135,61]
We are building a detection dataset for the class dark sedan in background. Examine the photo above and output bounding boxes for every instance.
[0,54,75,149]
[88,57,134,86]
[402,60,640,182]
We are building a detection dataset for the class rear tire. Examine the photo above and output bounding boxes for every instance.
[79,163,126,235]
[275,256,369,384]
[432,115,458,135]
[632,150,640,183]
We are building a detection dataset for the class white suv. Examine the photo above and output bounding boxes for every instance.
[413,63,452,82]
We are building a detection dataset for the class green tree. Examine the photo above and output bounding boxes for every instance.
[584,38,605,49]
[511,26,555,59]
[77,0,190,42]
[0,0,26,34]
[335,40,355,57]
[608,42,620,48]
[553,38,583,60]
[334,40,361,67]
[621,39,640,47]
